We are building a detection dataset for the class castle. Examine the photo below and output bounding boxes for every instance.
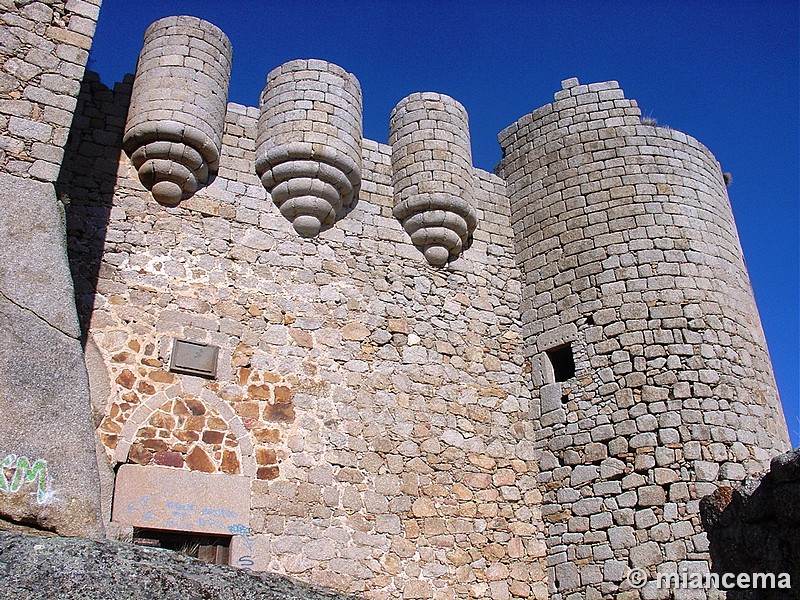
[0,4,792,599]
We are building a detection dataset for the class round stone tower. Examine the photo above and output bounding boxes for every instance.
[496,78,791,599]
[255,59,362,237]
[389,92,477,265]
[123,15,232,206]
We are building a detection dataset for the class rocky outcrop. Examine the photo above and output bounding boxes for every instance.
[0,174,103,537]
[0,531,361,600]
[700,448,800,599]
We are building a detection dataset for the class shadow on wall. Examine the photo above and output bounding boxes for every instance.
[700,449,800,599]
[56,71,133,346]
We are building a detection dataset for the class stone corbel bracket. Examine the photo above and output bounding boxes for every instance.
[392,192,477,266]
[255,59,363,237]
[389,92,477,266]
[122,16,232,206]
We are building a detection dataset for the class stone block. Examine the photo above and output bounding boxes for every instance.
[112,464,250,535]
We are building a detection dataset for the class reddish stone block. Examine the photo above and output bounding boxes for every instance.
[257,466,280,480]
[388,318,409,333]
[253,428,280,443]
[185,446,216,473]
[173,399,191,416]
[255,448,277,465]
[207,416,226,430]
[149,370,174,383]
[264,401,294,423]
[202,430,225,444]
[234,401,259,419]
[116,368,135,389]
[174,429,200,442]
[152,451,184,468]
[137,426,156,438]
[112,352,132,363]
[185,398,206,416]
[262,372,281,383]
[237,367,251,385]
[149,411,176,429]
[128,443,153,465]
[102,418,122,434]
[141,438,168,453]
[220,449,240,474]
[136,381,156,396]
[232,344,252,367]
[274,386,291,402]
[121,391,139,404]
[100,433,118,449]
[185,415,206,431]
[288,328,313,348]
[247,384,271,400]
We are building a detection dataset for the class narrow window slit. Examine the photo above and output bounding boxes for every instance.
[547,343,575,382]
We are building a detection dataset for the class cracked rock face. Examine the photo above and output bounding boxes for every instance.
[0,174,103,537]
[701,449,800,600]
[0,532,362,600]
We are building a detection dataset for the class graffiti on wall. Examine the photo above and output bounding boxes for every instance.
[0,454,48,503]
[122,494,243,534]
[228,523,254,570]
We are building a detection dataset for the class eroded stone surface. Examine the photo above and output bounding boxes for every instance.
[0,531,362,600]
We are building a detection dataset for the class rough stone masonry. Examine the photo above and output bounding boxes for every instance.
[0,4,793,600]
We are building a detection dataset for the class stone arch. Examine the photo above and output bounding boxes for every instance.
[115,387,255,477]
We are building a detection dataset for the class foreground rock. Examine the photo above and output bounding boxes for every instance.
[0,531,361,600]
[700,448,800,599]
[0,174,103,537]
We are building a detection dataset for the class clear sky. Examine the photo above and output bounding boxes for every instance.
[88,1,799,446]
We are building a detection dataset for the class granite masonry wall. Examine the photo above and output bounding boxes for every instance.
[497,78,791,599]
[65,77,550,598]
[0,6,793,600]
[0,0,100,183]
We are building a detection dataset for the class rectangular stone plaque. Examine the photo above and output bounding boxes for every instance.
[112,464,250,535]
[169,338,218,378]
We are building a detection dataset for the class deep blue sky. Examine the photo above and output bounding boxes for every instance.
[89,1,799,446]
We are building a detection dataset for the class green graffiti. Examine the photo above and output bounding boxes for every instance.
[0,454,14,493]
[0,454,48,503]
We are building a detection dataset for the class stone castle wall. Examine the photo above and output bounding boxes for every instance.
[497,77,791,599]
[0,7,793,600]
[65,78,550,597]
[0,0,100,182]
